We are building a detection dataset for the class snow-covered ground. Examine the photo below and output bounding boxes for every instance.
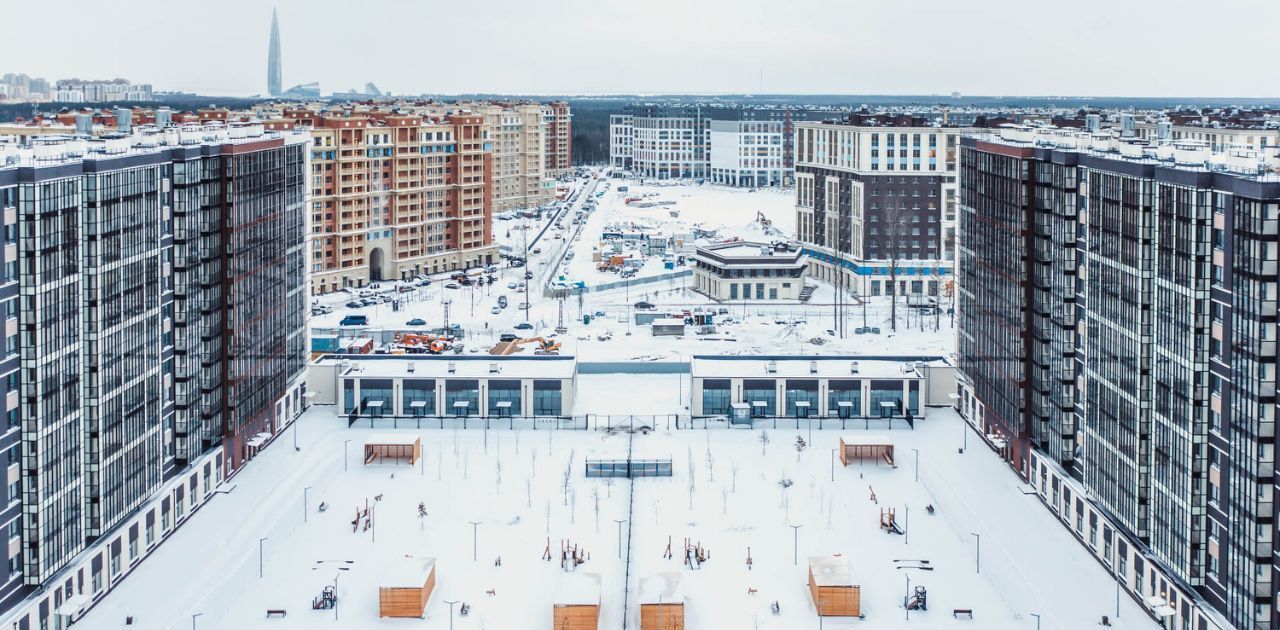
[309,177,953,361]
[80,394,1158,630]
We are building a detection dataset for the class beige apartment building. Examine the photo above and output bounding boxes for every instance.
[268,109,497,295]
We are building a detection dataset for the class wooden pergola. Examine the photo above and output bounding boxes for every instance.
[364,434,422,466]
[839,434,894,466]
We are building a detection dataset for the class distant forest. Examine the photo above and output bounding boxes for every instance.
[5,93,1277,167]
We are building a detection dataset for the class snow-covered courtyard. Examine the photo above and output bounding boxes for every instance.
[80,392,1158,630]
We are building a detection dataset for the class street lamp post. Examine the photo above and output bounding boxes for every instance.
[333,573,341,620]
[469,521,481,562]
[905,573,911,620]
[343,439,352,471]
[258,537,268,578]
[192,612,203,630]
[1030,612,1041,630]
[443,599,460,630]
[304,486,312,523]
[789,524,802,566]
[904,506,910,545]
[971,532,981,573]
[613,519,627,559]
[830,448,836,482]
[912,448,919,482]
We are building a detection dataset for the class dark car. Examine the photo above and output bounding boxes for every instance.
[514,322,534,331]
[346,301,363,309]
[445,283,460,289]
[524,272,534,280]
[417,279,432,286]
[406,318,426,326]
[499,333,519,342]
[634,301,655,310]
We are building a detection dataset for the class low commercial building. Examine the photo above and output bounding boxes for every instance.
[690,356,955,420]
[691,241,807,301]
[308,355,577,418]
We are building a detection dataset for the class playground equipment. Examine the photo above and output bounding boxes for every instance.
[543,538,589,571]
[312,585,337,610]
[880,508,904,535]
[905,585,927,611]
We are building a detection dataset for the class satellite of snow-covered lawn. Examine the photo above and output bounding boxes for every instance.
[81,397,1156,629]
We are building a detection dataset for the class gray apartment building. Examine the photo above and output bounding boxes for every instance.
[0,123,309,623]
[958,123,1280,630]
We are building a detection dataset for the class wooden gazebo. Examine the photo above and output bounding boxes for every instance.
[552,572,601,630]
[808,555,861,617]
[378,556,436,618]
[364,434,421,465]
[838,434,894,466]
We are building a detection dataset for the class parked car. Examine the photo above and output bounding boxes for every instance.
[594,310,606,317]
[499,333,519,342]
[514,322,534,331]
[507,281,518,289]
[497,296,508,308]
[532,247,542,254]
[417,278,432,286]
[445,283,460,289]
[490,306,502,315]
[485,265,498,273]
[634,301,655,310]
[406,318,426,326]
[346,301,363,309]
[340,315,369,327]
[311,305,333,315]
[524,272,534,280]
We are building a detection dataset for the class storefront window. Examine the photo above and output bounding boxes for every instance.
[785,380,818,417]
[403,379,435,416]
[701,379,731,415]
[828,379,861,417]
[743,379,776,417]
[359,379,393,417]
[488,379,521,417]
[445,380,479,417]
[533,380,562,416]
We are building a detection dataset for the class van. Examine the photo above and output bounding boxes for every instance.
[340,314,369,327]
[497,296,508,308]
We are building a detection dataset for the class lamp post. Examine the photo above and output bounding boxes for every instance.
[817,599,825,629]
[905,573,912,620]
[613,519,627,559]
[830,448,836,482]
[304,486,312,523]
[789,524,802,565]
[443,599,460,630]
[343,439,352,471]
[1113,543,1121,619]
[258,537,268,578]
[904,506,910,545]
[971,532,981,573]
[1030,612,1041,630]
[911,448,920,482]
[469,521,481,562]
[192,612,203,630]
[371,502,377,543]
[333,573,341,620]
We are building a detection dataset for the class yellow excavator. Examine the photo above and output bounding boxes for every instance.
[489,336,561,356]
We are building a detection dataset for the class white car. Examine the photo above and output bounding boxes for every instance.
[490,306,502,315]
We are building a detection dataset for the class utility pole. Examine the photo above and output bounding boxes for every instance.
[613,519,627,559]
[469,521,481,561]
[789,524,802,565]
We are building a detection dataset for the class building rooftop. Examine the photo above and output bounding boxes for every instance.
[691,356,935,379]
[554,572,602,606]
[808,555,858,587]
[639,572,684,604]
[320,355,577,380]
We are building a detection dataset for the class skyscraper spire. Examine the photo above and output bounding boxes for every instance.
[267,8,282,97]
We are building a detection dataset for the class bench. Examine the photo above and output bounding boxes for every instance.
[266,609,287,618]
[952,609,973,619]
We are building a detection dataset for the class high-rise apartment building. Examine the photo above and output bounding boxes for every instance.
[609,105,816,187]
[467,102,553,212]
[543,101,573,176]
[958,123,1280,630]
[793,114,964,298]
[0,122,309,609]
[275,109,497,294]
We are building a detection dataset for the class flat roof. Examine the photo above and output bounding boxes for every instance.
[383,556,436,588]
[325,356,576,380]
[692,357,927,380]
[366,434,420,447]
[841,434,894,447]
[809,555,857,587]
[554,572,601,606]
[652,318,686,326]
[639,572,684,604]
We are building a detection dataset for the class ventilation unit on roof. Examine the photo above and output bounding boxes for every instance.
[407,362,415,373]
[809,361,818,374]
[489,363,500,374]
[850,361,860,374]
[766,361,777,374]
[447,362,456,374]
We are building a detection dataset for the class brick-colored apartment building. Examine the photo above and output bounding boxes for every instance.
[269,109,497,294]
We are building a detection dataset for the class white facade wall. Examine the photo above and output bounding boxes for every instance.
[709,120,787,187]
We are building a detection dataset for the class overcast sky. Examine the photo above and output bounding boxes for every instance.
[2,0,1276,98]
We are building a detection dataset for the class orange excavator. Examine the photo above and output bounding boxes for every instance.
[489,336,561,356]
[398,333,452,354]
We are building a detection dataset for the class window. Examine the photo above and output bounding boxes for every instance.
[533,380,562,415]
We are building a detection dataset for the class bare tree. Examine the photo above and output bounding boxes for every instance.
[593,488,601,532]
[759,430,770,456]
[731,461,739,493]
[882,202,911,333]
[561,450,576,506]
